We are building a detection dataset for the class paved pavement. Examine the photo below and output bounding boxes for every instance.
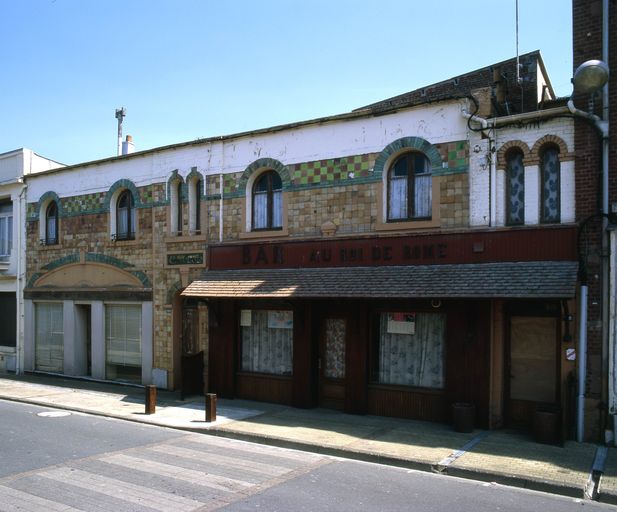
[1,373,616,505]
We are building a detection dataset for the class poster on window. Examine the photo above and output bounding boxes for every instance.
[240,310,252,327]
[268,310,293,329]
[386,312,416,335]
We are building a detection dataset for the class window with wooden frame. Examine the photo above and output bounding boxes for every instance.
[0,201,12,260]
[387,152,432,221]
[371,311,445,389]
[540,145,560,224]
[45,201,59,245]
[188,176,202,235]
[170,179,183,236]
[506,148,525,226]
[116,189,135,241]
[252,170,282,230]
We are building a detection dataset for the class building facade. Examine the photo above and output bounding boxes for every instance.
[0,149,63,374]
[571,0,617,442]
[21,51,585,437]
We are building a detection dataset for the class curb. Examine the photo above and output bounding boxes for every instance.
[0,392,596,503]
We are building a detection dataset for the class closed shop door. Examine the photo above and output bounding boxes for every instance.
[35,302,64,373]
[508,315,558,427]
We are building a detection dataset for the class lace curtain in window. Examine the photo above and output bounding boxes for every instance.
[241,310,292,375]
[378,312,445,388]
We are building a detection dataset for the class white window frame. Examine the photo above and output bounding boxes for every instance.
[0,200,13,260]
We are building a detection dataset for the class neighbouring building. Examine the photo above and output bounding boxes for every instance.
[571,0,617,442]
[22,49,585,437]
[0,148,63,374]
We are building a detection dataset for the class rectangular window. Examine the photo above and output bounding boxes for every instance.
[240,309,293,375]
[374,312,445,388]
[35,302,64,373]
[0,201,13,260]
[105,304,141,383]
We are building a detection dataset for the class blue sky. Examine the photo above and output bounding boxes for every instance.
[1,0,573,165]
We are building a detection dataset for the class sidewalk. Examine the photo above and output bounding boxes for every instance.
[1,373,616,505]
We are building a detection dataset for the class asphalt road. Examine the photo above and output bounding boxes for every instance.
[0,399,612,511]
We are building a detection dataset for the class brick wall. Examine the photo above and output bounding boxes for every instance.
[572,0,616,440]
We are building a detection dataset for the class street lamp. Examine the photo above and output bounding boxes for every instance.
[569,59,610,443]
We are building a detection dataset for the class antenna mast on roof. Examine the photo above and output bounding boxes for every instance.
[115,107,126,156]
[515,0,522,84]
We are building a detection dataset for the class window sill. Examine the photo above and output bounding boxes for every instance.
[375,218,440,231]
[164,234,207,243]
[38,243,60,251]
[110,237,140,246]
[239,227,289,240]
[368,382,444,394]
[237,371,292,379]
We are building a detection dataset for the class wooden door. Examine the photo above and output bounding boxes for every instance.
[507,315,559,427]
[180,304,203,398]
[318,317,347,410]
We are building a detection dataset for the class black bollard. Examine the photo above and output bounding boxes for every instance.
[145,385,156,415]
[205,393,217,422]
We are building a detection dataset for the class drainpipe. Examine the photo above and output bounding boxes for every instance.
[578,282,588,442]
[601,0,610,446]
[15,180,26,375]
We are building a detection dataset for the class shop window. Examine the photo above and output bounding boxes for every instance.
[35,302,64,373]
[115,189,136,240]
[387,152,432,221]
[170,179,183,236]
[105,304,141,383]
[373,312,445,388]
[252,171,282,230]
[540,145,560,223]
[240,309,292,375]
[506,148,525,226]
[188,176,202,235]
[45,201,59,245]
[0,200,12,261]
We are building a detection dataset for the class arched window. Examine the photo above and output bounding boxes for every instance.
[45,202,58,245]
[116,190,135,240]
[252,171,282,230]
[170,179,183,236]
[540,145,560,223]
[188,177,202,235]
[506,149,525,226]
[387,152,432,221]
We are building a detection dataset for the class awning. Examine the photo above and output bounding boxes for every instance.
[182,261,578,299]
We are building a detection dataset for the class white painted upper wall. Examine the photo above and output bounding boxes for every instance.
[0,149,64,184]
[469,116,575,227]
[25,102,468,202]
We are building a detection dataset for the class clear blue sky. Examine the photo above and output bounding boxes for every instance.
[1,0,573,165]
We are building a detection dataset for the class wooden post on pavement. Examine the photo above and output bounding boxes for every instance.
[205,393,217,422]
[145,385,156,415]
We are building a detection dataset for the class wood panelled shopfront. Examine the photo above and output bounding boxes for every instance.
[184,227,578,429]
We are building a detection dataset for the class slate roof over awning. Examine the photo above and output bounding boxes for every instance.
[182,261,578,299]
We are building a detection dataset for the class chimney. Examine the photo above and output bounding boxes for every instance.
[122,135,135,155]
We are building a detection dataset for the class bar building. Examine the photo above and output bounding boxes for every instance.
[23,51,580,433]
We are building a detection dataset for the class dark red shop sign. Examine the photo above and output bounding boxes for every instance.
[236,241,447,267]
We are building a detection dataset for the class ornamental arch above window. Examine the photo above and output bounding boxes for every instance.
[387,151,432,221]
[252,170,283,230]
